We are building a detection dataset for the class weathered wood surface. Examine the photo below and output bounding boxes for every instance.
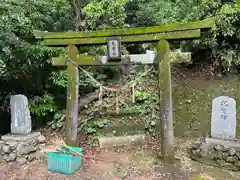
[33,18,214,39]
[65,45,79,146]
[157,39,175,160]
[32,17,215,160]
[40,29,201,46]
[98,134,147,148]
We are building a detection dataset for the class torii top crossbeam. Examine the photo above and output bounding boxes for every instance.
[32,18,215,160]
[33,18,214,46]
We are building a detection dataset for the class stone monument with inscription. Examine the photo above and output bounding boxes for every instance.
[0,94,46,164]
[211,96,236,141]
[190,96,240,170]
[10,95,31,134]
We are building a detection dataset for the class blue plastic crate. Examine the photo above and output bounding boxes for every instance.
[47,146,84,174]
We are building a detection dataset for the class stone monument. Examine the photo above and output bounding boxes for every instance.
[0,94,46,164]
[10,95,31,134]
[211,96,236,141]
[190,96,240,171]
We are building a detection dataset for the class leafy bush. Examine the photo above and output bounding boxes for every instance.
[0,0,127,132]
[0,0,74,129]
[126,0,240,71]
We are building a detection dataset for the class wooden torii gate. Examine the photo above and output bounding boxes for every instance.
[34,18,215,160]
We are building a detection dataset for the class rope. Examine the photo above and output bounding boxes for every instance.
[120,66,153,91]
[67,56,153,92]
[66,56,153,111]
[67,56,117,92]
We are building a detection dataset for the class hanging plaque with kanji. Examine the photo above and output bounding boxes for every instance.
[107,37,121,61]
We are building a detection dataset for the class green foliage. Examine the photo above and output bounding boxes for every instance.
[49,71,68,88]
[144,118,157,136]
[135,91,153,102]
[0,0,74,131]
[126,0,240,71]
[86,119,107,134]
[0,0,74,81]
[119,91,157,115]
[84,119,106,147]
[0,0,127,131]
[191,176,205,180]
[46,111,66,129]
[2,0,240,134]
[29,92,57,116]
[117,90,158,136]
[83,0,127,29]
[211,2,240,70]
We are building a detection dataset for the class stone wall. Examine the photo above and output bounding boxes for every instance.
[191,138,240,171]
[0,132,46,165]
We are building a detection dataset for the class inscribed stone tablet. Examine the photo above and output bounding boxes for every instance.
[10,95,31,134]
[211,96,236,140]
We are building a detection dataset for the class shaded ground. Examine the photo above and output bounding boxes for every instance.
[0,138,239,180]
[0,142,189,180]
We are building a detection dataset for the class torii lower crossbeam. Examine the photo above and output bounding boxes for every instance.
[33,18,215,161]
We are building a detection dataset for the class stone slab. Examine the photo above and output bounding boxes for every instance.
[205,137,240,150]
[99,134,146,148]
[211,96,236,140]
[10,94,32,134]
[1,132,41,142]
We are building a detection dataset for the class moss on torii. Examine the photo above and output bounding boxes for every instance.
[33,18,215,162]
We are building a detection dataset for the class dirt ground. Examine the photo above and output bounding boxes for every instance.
[0,138,239,180]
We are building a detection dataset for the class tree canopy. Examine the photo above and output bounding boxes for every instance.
[1,0,240,132]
